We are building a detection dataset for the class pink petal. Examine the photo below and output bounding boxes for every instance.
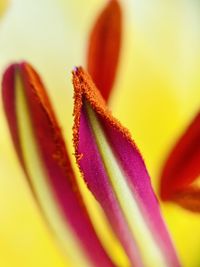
[2,62,115,267]
[72,67,181,267]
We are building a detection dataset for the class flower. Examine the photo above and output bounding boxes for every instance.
[2,59,180,267]
[0,0,200,267]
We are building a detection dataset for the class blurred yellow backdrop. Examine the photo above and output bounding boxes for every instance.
[0,0,200,266]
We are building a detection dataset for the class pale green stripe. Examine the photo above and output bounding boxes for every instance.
[85,102,168,267]
[16,72,92,267]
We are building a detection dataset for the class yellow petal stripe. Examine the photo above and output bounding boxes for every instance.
[16,71,92,267]
[85,102,168,267]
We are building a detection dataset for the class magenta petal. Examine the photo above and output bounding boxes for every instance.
[73,67,181,267]
[102,118,178,263]
[2,62,115,267]
[79,105,143,267]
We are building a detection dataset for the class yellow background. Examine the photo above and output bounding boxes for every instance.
[0,0,200,266]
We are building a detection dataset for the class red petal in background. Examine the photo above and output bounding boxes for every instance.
[87,0,122,102]
[160,111,200,212]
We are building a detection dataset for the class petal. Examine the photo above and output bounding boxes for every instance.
[160,111,200,211]
[2,62,115,267]
[72,67,181,267]
[87,0,121,102]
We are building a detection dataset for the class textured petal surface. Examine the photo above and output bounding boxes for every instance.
[160,111,200,212]
[87,0,121,101]
[73,67,181,267]
[2,62,115,267]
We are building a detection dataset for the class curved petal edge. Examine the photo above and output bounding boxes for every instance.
[72,66,181,267]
